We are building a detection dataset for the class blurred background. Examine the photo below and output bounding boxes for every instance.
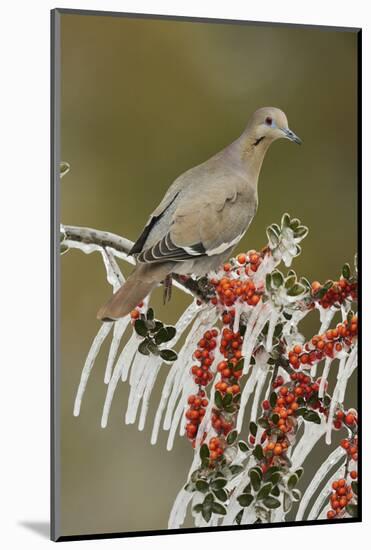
[59,12,358,537]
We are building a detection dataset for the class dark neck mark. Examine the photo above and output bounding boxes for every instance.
[254,136,265,146]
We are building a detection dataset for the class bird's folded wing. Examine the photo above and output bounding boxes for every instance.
[136,185,257,263]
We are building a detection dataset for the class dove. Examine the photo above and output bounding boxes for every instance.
[97,107,301,321]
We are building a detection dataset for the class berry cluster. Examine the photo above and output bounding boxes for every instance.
[208,250,264,308]
[185,391,208,445]
[185,329,218,443]
[333,410,358,434]
[326,477,356,519]
[340,433,358,460]
[288,317,358,369]
[208,436,225,462]
[311,278,357,309]
[255,372,329,467]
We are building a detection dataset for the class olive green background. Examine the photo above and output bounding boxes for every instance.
[59,12,358,537]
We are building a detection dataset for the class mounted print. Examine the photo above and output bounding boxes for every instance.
[51,9,361,541]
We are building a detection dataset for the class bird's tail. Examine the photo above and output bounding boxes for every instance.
[97,262,173,321]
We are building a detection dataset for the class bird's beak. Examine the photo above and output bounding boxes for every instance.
[280,127,302,145]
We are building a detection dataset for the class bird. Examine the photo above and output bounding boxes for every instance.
[97,107,301,321]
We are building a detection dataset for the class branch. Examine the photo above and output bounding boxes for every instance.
[62,224,213,301]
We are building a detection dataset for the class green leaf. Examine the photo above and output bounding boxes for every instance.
[287,283,306,297]
[238,441,249,452]
[214,488,228,502]
[230,465,244,476]
[295,467,304,479]
[304,410,321,424]
[211,478,227,490]
[233,359,244,372]
[351,481,358,495]
[269,392,277,408]
[290,218,300,230]
[223,392,233,407]
[214,391,223,409]
[155,326,175,344]
[250,469,262,492]
[263,496,281,509]
[201,507,212,522]
[134,319,148,337]
[257,482,273,500]
[295,407,307,418]
[146,308,154,321]
[342,263,351,279]
[294,225,309,239]
[203,492,214,506]
[267,226,280,247]
[160,349,177,362]
[138,339,150,356]
[271,413,279,425]
[281,213,291,228]
[287,474,299,490]
[196,479,209,493]
[226,430,238,445]
[271,485,280,497]
[163,326,176,341]
[284,275,297,289]
[346,504,358,518]
[147,340,160,355]
[235,509,244,525]
[153,321,164,332]
[200,444,210,460]
[212,502,227,515]
[265,466,280,481]
[237,493,254,507]
[249,421,258,437]
[271,270,284,288]
[193,503,203,514]
[291,489,301,501]
[253,444,264,461]
[270,472,282,486]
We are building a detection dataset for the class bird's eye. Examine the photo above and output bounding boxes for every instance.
[265,116,273,126]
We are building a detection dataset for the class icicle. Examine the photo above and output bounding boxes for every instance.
[250,361,270,423]
[318,307,336,334]
[290,417,327,469]
[168,488,194,529]
[163,308,217,432]
[137,363,162,431]
[120,332,140,381]
[236,365,260,432]
[265,308,280,352]
[125,353,149,423]
[101,248,125,290]
[126,356,163,425]
[104,316,130,383]
[151,309,204,445]
[325,354,347,444]
[318,357,332,398]
[73,322,113,416]
[306,458,347,521]
[233,301,244,334]
[241,304,271,374]
[295,446,346,520]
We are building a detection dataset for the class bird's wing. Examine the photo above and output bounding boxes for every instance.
[129,178,186,255]
[136,182,257,263]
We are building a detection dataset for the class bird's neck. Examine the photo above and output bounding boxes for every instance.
[228,132,274,184]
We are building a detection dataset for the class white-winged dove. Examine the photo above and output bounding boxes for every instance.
[97,107,301,321]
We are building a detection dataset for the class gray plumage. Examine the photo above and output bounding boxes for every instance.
[97,107,301,321]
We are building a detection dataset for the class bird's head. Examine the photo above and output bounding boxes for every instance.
[246,107,302,146]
